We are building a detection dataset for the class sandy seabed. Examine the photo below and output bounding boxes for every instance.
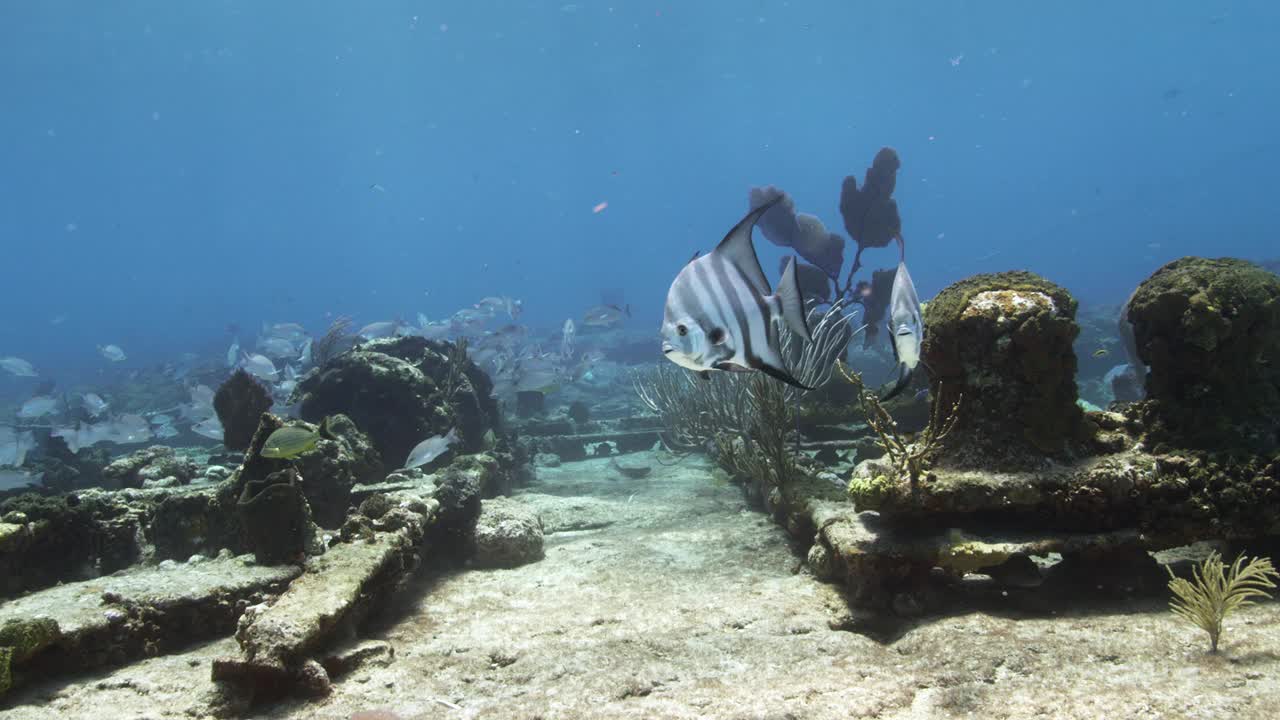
[6,454,1279,720]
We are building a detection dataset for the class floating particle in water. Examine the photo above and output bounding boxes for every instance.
[592,201,608,214]
[65,222,77,232]
[949,54,964,66]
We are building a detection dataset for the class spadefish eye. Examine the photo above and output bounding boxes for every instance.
[708,327,725,344]
[677,324,688,337]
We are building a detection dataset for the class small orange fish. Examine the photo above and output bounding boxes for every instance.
[592,201,608,214]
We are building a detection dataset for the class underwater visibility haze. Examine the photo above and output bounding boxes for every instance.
[1,3,1279,719]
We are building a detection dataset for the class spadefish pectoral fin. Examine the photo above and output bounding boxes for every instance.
[775,257,812,342]
[879,362,912,402]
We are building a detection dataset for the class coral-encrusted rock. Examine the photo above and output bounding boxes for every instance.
[923,271,1092,468]
[237,467,318,565]
[235,413,382,529]
[150,489,240,561]
[102,446,198,489]
[291,415,383,527]
[292,336,499,469]
[0,492,142,595]
[0,617,60,696]
[151,414,381,561]
[471,497,543,568]
[215,369,273,451]
[1126,256,1280,450]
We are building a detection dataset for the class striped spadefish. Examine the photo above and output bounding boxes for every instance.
[670,250,785,373]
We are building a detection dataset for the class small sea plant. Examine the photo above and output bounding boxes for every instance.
[315,315,354,368]
[440,337,470,404]
[837,362,960,484]
[1166,551,1279,653]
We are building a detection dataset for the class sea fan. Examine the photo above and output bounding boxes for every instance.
[1166,551,1279,653]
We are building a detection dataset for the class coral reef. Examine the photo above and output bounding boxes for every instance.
[149,490,240,562]
[288,414,383,527]
[236,468,318,565]
[1132,450,1280,546]
[0,491,142,597]
[22,444,111,494]
[922,271,1093,467]
[292,336,499,468]
[212,451,483,702]
[1126,256,1280,450]
[214,369,273,451]
[0,554,297,698]
[149,413,380,561]
[102,445,199,489]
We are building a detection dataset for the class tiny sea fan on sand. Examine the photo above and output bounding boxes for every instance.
[1167,551,1279,653]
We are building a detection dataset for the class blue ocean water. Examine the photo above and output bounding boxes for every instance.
[1,1,1276,384]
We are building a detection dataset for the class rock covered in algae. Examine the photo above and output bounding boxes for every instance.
[1126,256,1280,450]
[237,467,319,565]
[292,336,499,469]
[470,497,544,568]
[922,271,1092,468]
[0,491,142,596]
[289,414,383,527]
[102,445,199,489]
[149,413,380,561]
[0,617,60,696]
[234,413,382,530]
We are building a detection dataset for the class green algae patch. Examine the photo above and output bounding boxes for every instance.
[936,533,1013,575]
[848,474,896,512]
[0,617,61,697]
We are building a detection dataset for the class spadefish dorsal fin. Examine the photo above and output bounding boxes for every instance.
[713,197,778,297]
[775,257,812,342]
